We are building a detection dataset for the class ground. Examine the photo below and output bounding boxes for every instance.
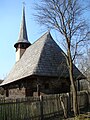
[48,113,90,120]
[47,107,90,120]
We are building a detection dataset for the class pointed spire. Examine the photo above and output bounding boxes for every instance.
[14,4,31,62]
[19,4,28,41]
[14,4,31,48]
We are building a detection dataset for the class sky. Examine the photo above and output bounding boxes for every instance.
[0,0,90,80]
[0,0,47,79]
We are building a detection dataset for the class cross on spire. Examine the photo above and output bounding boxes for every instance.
[23,1,26,7]
[22,1,26,12]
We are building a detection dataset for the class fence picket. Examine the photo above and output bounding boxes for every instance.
[0,91,89,120]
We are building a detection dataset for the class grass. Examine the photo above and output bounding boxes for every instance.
[74,113,90,120]
[48,107,90,120]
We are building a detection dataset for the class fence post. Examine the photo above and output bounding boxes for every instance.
[37,84,40,96]
[60,96,67,119]
[67,93,71,116]
[86,91,89,108]
[40,95,43,120]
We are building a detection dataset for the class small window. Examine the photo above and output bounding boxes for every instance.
[21,44,25,48]
[45,83,49,89]
[61,82,64,88]
[6,89,9,97]
[25,88,33,97]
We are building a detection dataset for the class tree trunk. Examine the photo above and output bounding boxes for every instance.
[69,52,79,116]
[69,67,79,116]
[67,39,79,116]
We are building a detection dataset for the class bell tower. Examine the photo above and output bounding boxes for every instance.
[14,5,31,62]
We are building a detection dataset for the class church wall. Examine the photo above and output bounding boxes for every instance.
[37,77,70,95]
[4,76,70,98]
[16,48,25,62]
[8,87,25,98]
[24,76,70,96]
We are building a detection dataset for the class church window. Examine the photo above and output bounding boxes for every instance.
[6,89,9,97]
[44,83,49,89]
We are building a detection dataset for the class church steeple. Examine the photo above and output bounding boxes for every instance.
[14,5,31,62]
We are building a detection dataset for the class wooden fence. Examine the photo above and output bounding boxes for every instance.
[0,91,90,120]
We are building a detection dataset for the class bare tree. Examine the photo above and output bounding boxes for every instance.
[34,0,90,116]
[78,48,90,90]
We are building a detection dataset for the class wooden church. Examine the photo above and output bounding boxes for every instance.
[0,6,85,98]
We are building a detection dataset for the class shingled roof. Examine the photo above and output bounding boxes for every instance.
[0,80,3,84]
[0,32,85,86]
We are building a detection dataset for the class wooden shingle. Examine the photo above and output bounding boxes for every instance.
[0,32,85,86]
